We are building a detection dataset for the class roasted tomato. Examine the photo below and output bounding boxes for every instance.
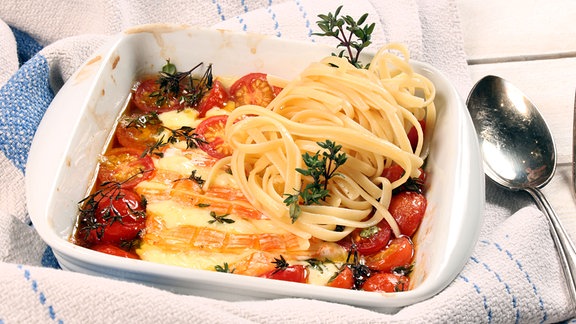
[195,115,232,159]
[381,164,405,183]
[98,147,155,189]
[362,272,410,293]
[116,112,163,151]
[133,77,184,113]
[328,266,354,289]
[263,264,307,283]
[338,220,392,256]
[389,191,427,236]
[197,80,229,117]
[365,236,414,272]
[84,188,146,244]
[92,243,139,259]
[230,73,276,107]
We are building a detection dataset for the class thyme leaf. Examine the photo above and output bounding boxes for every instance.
[208,211,235,224]
[215,262,235,273]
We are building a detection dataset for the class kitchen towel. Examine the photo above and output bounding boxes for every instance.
[0,0,575,322]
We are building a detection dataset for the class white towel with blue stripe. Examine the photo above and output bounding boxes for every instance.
[0,0,574,322]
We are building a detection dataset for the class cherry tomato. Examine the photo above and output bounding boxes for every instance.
[381,164,405,183]
[87,188,146,244]
[195,115,232,159]
[197,80,229,117]
[229,73,276,107]
[365,236,414,272]
[92,243,140,259]
[133,77,184,113]
[263,265,307,283]
[98,147,155,189]
[389,191,427,236]
[116,113,163,151]
[328,266,354,289]
[407,120,426,151]
[362,273,410,292]
[338,220,392,256]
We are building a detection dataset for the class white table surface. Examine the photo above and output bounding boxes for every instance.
[457,0,576,241]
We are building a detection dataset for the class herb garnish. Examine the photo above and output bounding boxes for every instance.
[393,176,425,195]
[359,225,379,239]
[271,255,289,274]
[343,241,372,290]
[77,174,147,240]
[312,5,375,68]
[188,170,206,185]
[392,264,414,277]
[283,140,347,223]
[207,211,235,224]
[123,112,207,157]
[152,61,213,107]
[305,258,334,274]
[215,262,235,273]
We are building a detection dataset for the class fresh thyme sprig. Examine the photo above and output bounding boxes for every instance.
[283,140,348,223]
[151,61,213,107]
[312,5,375,68]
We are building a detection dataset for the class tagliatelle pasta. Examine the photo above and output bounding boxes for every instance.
[217,43,436,242]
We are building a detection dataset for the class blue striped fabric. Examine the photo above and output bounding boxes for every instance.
[0,28,60,269]
[0,54,53,173]
[0,27,51,173]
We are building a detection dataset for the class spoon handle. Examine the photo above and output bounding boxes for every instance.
[526,187,576,303]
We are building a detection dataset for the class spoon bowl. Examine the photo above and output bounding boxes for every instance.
[467,75,556,190]
[467,75,576,303]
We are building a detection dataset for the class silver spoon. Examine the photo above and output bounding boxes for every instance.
[467,75,576,302]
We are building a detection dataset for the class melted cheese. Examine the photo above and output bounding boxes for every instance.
[158,108,200,129]
[146,200,264,234]
[138,244,253,271]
